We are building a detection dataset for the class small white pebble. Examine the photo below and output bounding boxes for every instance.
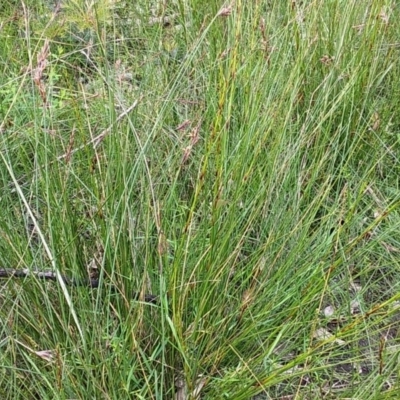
[323,305,335,317]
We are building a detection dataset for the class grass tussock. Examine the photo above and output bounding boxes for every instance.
[1,0,400,399]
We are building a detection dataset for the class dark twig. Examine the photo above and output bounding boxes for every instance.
[0,268,159,304]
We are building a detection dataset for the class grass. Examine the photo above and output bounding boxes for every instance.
[1,0,400,398]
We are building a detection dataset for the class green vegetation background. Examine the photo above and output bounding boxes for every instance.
[1,1,400,398]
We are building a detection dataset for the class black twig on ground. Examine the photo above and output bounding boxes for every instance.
[0,268,159,304]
